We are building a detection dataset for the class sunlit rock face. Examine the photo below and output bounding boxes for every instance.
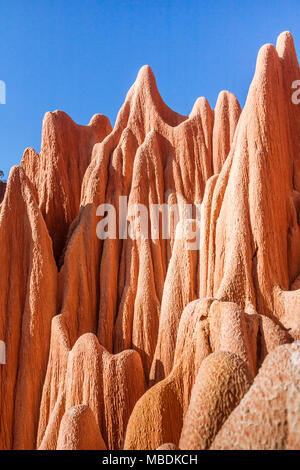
[1,31,300,450]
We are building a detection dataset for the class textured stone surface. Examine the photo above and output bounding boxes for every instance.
[21,112,112,263]
[212,91,241,174]
[179,351,252,450]
[211,342,300,450]
[157,443,177,450]
[56,405,106,450]
[0,167,57,449]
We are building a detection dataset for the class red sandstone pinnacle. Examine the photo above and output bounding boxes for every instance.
[212,90,241,174]
[21,112,112,263]
[1,31,300,450]
[0,166,57,449]
[199,32,300,336]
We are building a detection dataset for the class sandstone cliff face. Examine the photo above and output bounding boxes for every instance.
[0,31,300,450]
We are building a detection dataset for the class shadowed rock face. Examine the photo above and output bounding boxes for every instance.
[1,31,300,450]
[0,181,6,203]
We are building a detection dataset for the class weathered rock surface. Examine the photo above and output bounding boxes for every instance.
[156,443,177,450]
[212,91,241,174]
[38,332,146,450]
[0,167,57,449]
[56,405,106,450]
[179,351,252,450]
[1,31,300,450]
[21,112,112,263]
[211,342,300,450]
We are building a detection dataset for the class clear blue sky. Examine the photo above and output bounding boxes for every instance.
[1,0,300,177]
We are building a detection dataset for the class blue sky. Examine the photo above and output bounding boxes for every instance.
[0,0,300,177]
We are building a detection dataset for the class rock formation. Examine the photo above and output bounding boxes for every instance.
[0,31,300,450]
[56,405,106,450]
[21,112,112,263]
[179,351,252,450]
[211,342,300,450]
[0,167,57,449]
[0,181,5,203]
